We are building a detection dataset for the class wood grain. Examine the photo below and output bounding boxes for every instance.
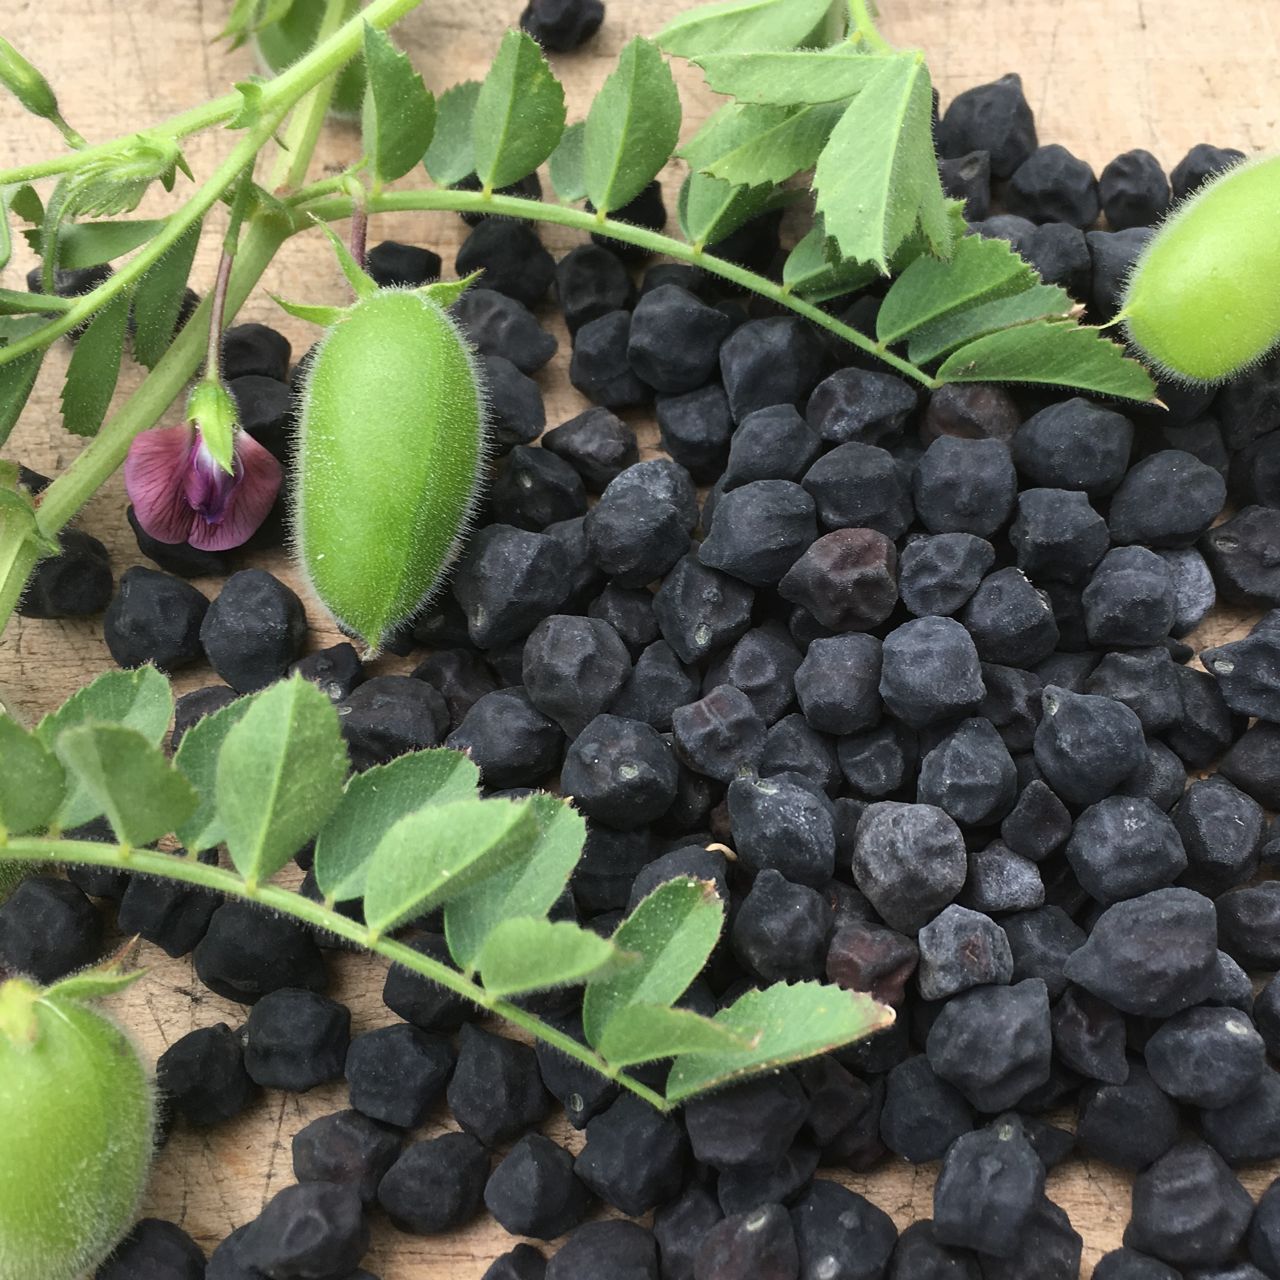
[0,1,1276,1274]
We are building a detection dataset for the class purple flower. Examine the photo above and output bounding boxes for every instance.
[125,424,281,552]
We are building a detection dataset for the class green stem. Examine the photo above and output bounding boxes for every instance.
[848,0,893,52]
[0,0,423,190]
[299,189,937,389]
[0,837,672,1111]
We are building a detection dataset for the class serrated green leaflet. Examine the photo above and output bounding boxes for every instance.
[665,981,894,1102]
[677,171,791,251]
[783,221,878,301]
[37,666,172,829]
[131,219,201,368]
[60,290,129,437]
[906,283,1075,365]
[595,1003,749,1068]
[582,877,724,1049]
[814,54,951,271]
[444,793,585,971]
[0,716,64,836]
[9,184,42,224]
[937,320,1158,401]
[477,918,626,997]
[23,218,166,269]
[704,101,845,189]
[657,0,833,57]
[472,31,565,193]
[424,80,480,187]
[694,47,879,105]
[215,676,349,886]
[314,749,480,904]
[54,724,197,847]
[0,349,41,448]
[361,24,436,186]
[548,122,587,203]
[584,38,681,215]
[362,797,538,936]
[876,232,1038,344]
[44,959,144,1003]
[172,695,251,852]
[680,101,771,172]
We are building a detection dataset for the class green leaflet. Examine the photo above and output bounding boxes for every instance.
[694,46,879,105]
[657,0,834,57]
[60,290,130,438]
[905,283,1075,365]
[54,724,197,848]
[215,676,350,886]
[361,24,436,186]
[0,289,70,316]
[131,219,201,369]
[813,54,952,271]
[444,792,586,971]
[423,80,480,187]
[665,981,894,1103]
[0,716,64,836]
[23,218,166,269]
[37,666,172,829]
[548,122,587,203]
[677,171,792,251]
[314,749,480,904]
[477,918,625,997]
[782,221,879,301]
[595,1003,749,1068]
[704,101,845,189]
[584,38,681,215]
[43,957,144,1003]
[172,695,251,853]
[582,877,724,1049]
[0,349,42,449]
[362,796,538,936]
[471,31,565,192]
[936,321,1159,402]
[876,232,1039,344]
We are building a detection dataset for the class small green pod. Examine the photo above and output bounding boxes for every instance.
[1122,153,1280,384]
[294,289,487,652]
[0,979,155,1280]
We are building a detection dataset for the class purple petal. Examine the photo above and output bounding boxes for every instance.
[184,438,238,525]
[124,425,197,545]
[187,432,282,552]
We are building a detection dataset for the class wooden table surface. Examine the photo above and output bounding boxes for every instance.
[2,1,1278,1274]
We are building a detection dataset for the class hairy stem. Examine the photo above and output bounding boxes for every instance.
[299,189,938,388]
[848,0,893,52]
[0,837,672,1110]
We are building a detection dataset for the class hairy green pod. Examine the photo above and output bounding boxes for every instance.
[294,289,487,652]
[1122,153,1280,384]
[0,978,155,1280]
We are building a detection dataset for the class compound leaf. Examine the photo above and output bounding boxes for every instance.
[215,675,349,886]
[665,981,894,1103]
[472,31,565,192]
[596,1003,750,1068]
[584,37,681,215]
[362,24,436,185]
[55,724,197,848]
[362,796,538,935]
[582,877,724,1049]
[478,917,626,997]
[314,749,480,904]
[424,80,480,187]
[444,792,585,971]
[936,320,1159,402]
[0,715,64,836]
[814,54,952,271]
[131,218,201,368]
[60,290,129,437]
[657,0,834,57]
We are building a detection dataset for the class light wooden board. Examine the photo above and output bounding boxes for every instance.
[0,1,1276,1274]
